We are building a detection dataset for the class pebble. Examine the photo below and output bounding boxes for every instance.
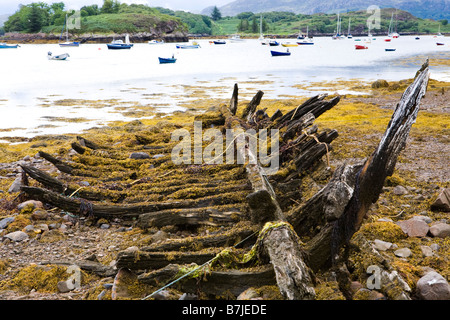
[394,248,412,258]
[416,271,450,300]
[393,185,408,195]
[100,224,110,229]
[373,239,393,251]
[129,152,150,159]
[420,245,434,257]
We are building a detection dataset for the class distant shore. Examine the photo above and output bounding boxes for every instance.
[1,31,447,44]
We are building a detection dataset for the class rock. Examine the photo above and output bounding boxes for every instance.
[8,175,22,193]
[429,223,450,238]
[57,280,75,293]
[371,79,389,89]
[416,271,450,300]
[129,152,150,160]
[373,239,393,251]
[17,200,44,212]
[100,224,110,229]
[420,246,434,257]
[394,248,412,258]
[151,230,169,243]
[396,218,429,237]
[31,209,49,221]
[354,288,386,300]
[4,231,29,242]
[179,293,198,300]
[0,217,15,229]
[393,185,408,195]
[430,243,440,252]
[237,288,260,300]
[431,188,450,212]
[111,268,138,300]
[152,289,171,300]
[412,215,432,224]
[152,154,165,159]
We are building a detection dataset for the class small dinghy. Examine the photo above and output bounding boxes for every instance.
[47,52,70,60]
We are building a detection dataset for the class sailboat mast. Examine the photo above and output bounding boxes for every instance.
[66,14,69,41]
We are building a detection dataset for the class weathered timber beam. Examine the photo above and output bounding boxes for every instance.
[305,61,430,271]
[38,151,74,174]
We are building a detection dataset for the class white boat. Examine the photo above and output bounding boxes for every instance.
[47,52,70,60]
[435,25,444,38]
[258,15,270,45]
[332,13,345,39]
[148,39,164,44]
[347,18,353,39]
[229,34,245,42]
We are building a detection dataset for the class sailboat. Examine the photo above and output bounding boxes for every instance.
[435,24,444,38]
[347,18,353,39]
[107,34,133,49]
[332,13,345,39]
[297,26,314,45]
[59,14,80,47]
[258,15,269,45]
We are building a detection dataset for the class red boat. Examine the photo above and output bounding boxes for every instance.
[384,38,391,42]
[355,45,368,50]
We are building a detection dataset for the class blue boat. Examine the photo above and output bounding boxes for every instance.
[0,43,19,48]
[269,40,280,46]
[271,50,291,57]
[213,40,226,44]
[159,57,177,64]
[385,48,396,51]
[176,44,200,49]
[297,40,314,45]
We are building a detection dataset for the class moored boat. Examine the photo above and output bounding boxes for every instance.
[385,48,396,51]
[107,34,133,50]
[282,42,298,47]
[0,43,19,48]
[176,44,200,49]
[355,45,368,50]
[213,40,226,45]
[59,14,80,47]
[269,40,280,46]
[47,52,70,60]
[436,42,445,46]
[149,40,164,44]
[158,56,177,64]
[271,50,291,56]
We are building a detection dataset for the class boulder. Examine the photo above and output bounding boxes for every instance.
[416,271,450,300]
[396,218,429,237]
[17,200,44,212]
[373,239,393,251]
[371,79,389,89]
[4,231,29,242]
[431,188,450,212]
[429,223,450,238]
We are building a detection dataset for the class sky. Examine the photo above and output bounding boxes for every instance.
[0,0,232,15]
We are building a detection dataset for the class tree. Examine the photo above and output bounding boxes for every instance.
[251,16,258,33]
[28,3,44,32]
[441,19,448,26]
[211,6,221,21]
[101,0,120,14]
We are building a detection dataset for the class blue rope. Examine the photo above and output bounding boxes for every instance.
[141,230,258,300]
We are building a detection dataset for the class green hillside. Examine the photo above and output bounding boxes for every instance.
[212,8,449,36]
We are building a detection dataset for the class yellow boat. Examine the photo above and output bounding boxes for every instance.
[282,43,298,47]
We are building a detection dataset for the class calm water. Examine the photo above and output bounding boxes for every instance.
[0,36,448,138]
